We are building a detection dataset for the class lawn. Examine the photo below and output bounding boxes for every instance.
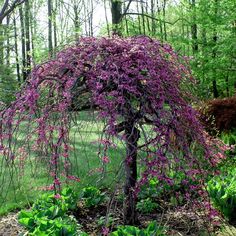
[0,111,125,215]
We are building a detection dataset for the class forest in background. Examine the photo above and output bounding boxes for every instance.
[0,1,236,235]
[0,0,235,105]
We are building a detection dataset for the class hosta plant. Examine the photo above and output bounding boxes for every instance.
[136,198,158,214]
[111,221,166,236]
[79,186,106,208]
[207,168,236,222]
[18,188,84,235]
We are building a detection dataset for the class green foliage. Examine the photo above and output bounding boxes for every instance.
[80,186,106,208]
[138,179,160,200]
[110,221,166,236]
[96,214,119,227]
[138,174,189,201]
[0,64,18,104]
[136,198,158,214]
[220,130,236,146]
[18,188,85,236]
[207,168,236,221]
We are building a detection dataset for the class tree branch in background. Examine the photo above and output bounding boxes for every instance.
[123,12,189,25]
[122,0,133,17]
[0,0,25,23]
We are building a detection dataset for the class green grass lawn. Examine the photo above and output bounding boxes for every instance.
[0,111,125,215]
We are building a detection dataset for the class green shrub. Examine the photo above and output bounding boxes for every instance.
[207,168,236,221]
[80,186,106,208]
[136,198,158,213]
[220,130,236,146]
[110,221,166,236]
[138,178,160,200]
[18,188,86,236]
[138,174,190,202]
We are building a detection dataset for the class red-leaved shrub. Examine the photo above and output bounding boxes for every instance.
[199,97,236,134]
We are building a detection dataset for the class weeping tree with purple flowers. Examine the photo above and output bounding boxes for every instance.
[0,36,223,225]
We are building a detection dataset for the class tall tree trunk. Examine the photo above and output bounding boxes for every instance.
[145,1,150,33]
[141,1,146,35]
[53,0,57,49]
[137,1,142,34]
[190,0,198,54]
[151,0,156,36]
[19,5,27,80]
[0,23,3,64]
[83,0,88,36]
[13,15,21,83]
[104,0,110,36]
[162,0,167,41]
[125,15,129,35]
[212,0,219,98]
[124,121,140,225]
[157,0,163,42]
[25,0,31,77]
[73,3,80,38]
[89,0,93,36]
[201,27,207,84]
[30,4,35,61]
[48,0,53,56]
[6,14,10,66]
[111,0,122,35]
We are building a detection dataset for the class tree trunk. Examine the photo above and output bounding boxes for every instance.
[73,3,80,38]
[190,0,198,54]
[53,0,57,49]
[137,1,142,34]
[123,121,140,225]
[151,0,156,36]
[111,0,122,35]
[212,0,219,98]
[6,15,10,66]
[48,0,53,56]
[157,0,163,42]
[25,0,31,77]
[89,0,93,36]
[103,0,110,36]
[141,1,146,35]
[145,1,150,33]
[13,15,21,83]
[19,5,27,80]
[162,0,167,41]
[0,23,3,64]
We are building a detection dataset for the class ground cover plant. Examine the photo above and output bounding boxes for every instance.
[18,188,82,235]
[0,36,232,234]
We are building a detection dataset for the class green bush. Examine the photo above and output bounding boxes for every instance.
[138,174,191,202]
[220,130,236,146]
[136,198,158,213]
[18,188,87,236]
[80,186,106,208]
[110,221,166,236]
[207,168,236,221]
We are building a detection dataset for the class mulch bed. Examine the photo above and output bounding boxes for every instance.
[0,212,27,236]
[0,199,235,236]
